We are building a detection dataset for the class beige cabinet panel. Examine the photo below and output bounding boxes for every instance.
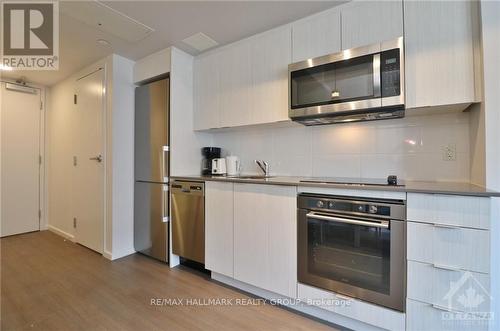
[291,8,341,62]
[205,182,234,277]
[407,193,490,230]
[219,42,252,127]
[233,183,297,298]
[250,26,291,124]
[404,0,477,108]
[407,221,490,274]
[406,299,488,331]
[194,53,220,130]
[407,261,490,313]
[341,0,403,50]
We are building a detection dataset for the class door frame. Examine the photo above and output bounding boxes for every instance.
[74,66,107,254]
[0,79,47,234]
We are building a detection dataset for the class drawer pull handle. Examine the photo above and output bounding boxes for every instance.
[433,263,461,272]
[433,223,461,230]
[432,304,460,313]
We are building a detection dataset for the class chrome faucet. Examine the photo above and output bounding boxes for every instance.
[255,160,270,177]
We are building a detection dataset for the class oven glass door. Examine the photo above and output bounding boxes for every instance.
[298,209,405,311]
[290,54,379,109]
[308,212,390,293]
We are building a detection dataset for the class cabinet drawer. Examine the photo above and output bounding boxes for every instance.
[407,261,490,313]
[297,283,405,331]
[407,222,490,274]
[407,193,490,229]
[406,299,488,331]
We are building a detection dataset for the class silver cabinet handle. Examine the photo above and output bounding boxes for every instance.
[431,304,459,313]
[433,223,461,230]
[89,154,102,163]
[162,185,169,223]
[161,146,169,181]
[432,263,461,272]
[306,212,389,229]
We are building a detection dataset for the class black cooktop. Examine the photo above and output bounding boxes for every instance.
[299,176,405,187]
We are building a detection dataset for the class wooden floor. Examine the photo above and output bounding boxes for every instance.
[1,231,339,331]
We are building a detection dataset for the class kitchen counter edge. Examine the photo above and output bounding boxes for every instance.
[170,176,500,198]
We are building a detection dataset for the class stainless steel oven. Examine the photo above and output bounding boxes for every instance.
[289,37,404,125]
[298,194,406,311]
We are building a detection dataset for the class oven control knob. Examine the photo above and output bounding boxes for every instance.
[369,205,378,214]
[316,201,325,208]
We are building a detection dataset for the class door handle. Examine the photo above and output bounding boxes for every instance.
[161,146,169,181]
[306,212,389,229]
[89,154,102,163]
[162,185,169,222]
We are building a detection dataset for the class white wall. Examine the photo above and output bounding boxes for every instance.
[480,1,500,330]
[212,112,471,182]
[108,54,136,259]
[170,47,212,176]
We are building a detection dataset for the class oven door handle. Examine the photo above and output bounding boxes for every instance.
[306,212,389,229]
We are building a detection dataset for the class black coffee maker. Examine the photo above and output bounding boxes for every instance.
[201,147,221,175]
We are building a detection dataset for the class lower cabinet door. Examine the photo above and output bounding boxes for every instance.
[407,261,490,314]
[233,183,297,298]
[407,299,489,331]
[205,182,234,277]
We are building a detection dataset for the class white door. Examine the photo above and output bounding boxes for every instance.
[0,82,41,237]
[73,70,104,253]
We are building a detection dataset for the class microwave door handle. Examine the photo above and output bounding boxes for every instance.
[373,53,381,98]
[306,212,389,229]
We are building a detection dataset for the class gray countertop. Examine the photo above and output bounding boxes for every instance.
[170,175,500,197]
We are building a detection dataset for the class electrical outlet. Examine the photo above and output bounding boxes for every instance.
[442,144,457,161]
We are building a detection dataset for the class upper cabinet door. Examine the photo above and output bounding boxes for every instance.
[194,53,220,130]
[250,26,292,124]
[341,1,403,50]
[404,0,477,108]
[219,41,252,127]
[291,8,341,63]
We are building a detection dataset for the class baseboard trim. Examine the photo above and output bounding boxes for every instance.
[111,248,136,260]
[103,250,113,260]
[48,225,75,242]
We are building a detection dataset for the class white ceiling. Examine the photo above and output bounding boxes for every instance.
[2,1,345,86]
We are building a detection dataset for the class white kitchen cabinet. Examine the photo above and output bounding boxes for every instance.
[297,284,406,331]
[341,1,403,50]
[407,193,490,230]
[406,299,488,331]
[193,52,220,130]
[233,183,297,298]
[219,41,252,127]
[205,181,234,277]
[291,7,341,62]
[406,193,492,331]
[250,26,291,124]
[407,261,490,313]
[407,221,490,274]
[404,0,479,109]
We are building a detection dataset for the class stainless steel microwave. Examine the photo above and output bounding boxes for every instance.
[288,37,405,125]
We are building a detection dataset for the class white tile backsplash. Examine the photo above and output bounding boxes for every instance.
[211,112,471,181]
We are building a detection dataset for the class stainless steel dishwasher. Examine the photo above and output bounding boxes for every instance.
[171,181,205,264]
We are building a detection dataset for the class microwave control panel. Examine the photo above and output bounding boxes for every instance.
[380,49,401,98]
